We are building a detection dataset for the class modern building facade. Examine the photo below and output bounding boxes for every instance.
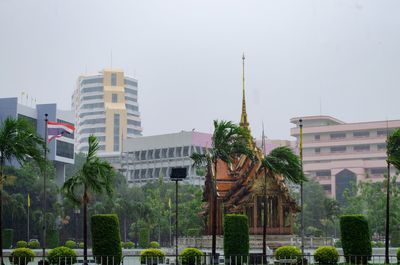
[0,97,75,186]
[120,131,212,185]
[72,68,142,153]
[290,115,400,203]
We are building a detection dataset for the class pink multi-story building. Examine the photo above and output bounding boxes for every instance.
[290,115,400,203]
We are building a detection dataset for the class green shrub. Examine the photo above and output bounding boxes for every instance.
[140,248,165,265]
[340,215,372,264]
[275,246,302,262]
[186,229,200,237]
[391,230,400,247]
[397,248,400,262]
[28,240,40,249]
[3,228,14,249]
[180,248,203,265]
[16,240,28,248]
[91,214,122,265]
[223,214,249,265]
[9,248,35,265]
[47,230,59,249]
[139,228,150,248]
[79,242,84,248]
[334,240,342,248]
[314,246,339,264]
[65,240,77,249]
[149,241,160,248]
[123,241,135,249]
[48,246,77,265]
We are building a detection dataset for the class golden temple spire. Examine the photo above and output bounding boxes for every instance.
[240,53,250,129]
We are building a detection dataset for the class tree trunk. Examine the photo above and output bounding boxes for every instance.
[83,186,88,265]
[212,160,218,264]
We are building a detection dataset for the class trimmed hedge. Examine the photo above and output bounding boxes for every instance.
[223,214,249,265]
[9,248,35,265]
[275,246,302,262]
[48,246,77,265]
[149,241,160,248]
[16,240,28,248]
[340,215,372,264]
[65,240,77,249]
[139,228,150,248]
[314,246,339,265]
[28,240,40,249]
[3,228,14,249]
[140,248,165,265]
[123,241,135,249]
[180,248,203,265]
[91,214,122,265]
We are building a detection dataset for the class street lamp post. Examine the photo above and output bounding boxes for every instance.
[299,119,305,255]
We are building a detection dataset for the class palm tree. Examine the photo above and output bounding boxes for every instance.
[191,120,253,262]
[62,135,115,264]
[259,146,306,260]
[0,117,44,264]
[385,128,400,263]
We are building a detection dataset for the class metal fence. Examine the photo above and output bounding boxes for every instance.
[3,254,400,265]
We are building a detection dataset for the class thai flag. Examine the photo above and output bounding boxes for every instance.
[47,121,75,142]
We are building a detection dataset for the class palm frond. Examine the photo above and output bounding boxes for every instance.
[190,153,208,168]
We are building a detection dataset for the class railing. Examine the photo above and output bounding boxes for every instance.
[3,254,399,265]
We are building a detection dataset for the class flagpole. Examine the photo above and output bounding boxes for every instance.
[42,114,48,262]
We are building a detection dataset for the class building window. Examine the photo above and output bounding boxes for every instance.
[353,131,370,138]
[377,143,387,150]
[330,146,346,153]
[111,73,117,86]
[316,170,331,177]
[56,141,74,159]
[315,148,321,153]
[354,145,370,152]
[370,168,386,175]
[377,129,388,136]
[114,113,120,151]
[322,184,331,192]
[330,133,346,140]
[314,135,320,141]
[112,94,118,103]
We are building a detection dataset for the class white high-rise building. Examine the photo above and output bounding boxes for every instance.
[72,69,142,153]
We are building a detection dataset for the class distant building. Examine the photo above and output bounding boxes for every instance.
[0,97,74,186]
[290,115,400,203]
[121,131,212,185]
[72,68,142,154]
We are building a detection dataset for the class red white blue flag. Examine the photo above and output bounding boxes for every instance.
[47,121,75,142]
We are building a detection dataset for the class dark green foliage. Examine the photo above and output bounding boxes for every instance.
[139,228,150,248]
[149,241,159,248]
[47,230,59,249]
[397,248,400,262]
[387,128,400,171]
[65,240,77,249]
[223,214,249,264]
[392,230,400,247]
[314,246,339,264]
[180,248,203,265]
[340,215,372,264]
[28,240,40,249]
[186,229,200,237]
[275,246,302,262]
[16,240,28,248]
[79,242,84,248]
[9,248,35,265]
[47,246,77,265]
[3,228,13,248]
[140,248,165,265]
[91,214,122,265]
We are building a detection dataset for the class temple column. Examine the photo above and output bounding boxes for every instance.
[278,196,283,234]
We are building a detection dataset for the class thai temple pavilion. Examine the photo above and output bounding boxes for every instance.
[201,55,299,236]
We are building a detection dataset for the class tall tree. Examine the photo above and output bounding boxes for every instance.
[62,135,114,264]
[0,117,44,264]
[191,120,253,262]
[259,146,306,258]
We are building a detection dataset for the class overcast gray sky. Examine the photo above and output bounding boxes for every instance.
[0,0,399,140]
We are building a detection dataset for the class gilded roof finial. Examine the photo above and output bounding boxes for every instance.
[240,53,250,129]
